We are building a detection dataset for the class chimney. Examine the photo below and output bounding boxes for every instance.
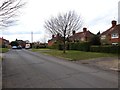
[52,35,55,38]
[111,20,117,27]
[72,30,75,35]
[57,33,60,37]
[83,27,87,32]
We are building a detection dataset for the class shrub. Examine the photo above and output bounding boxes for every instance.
[69,42,91,51]
[89,35,101,45]
[47,43,63,50]
[90,45,120,54]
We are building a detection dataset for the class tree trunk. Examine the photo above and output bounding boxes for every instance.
[63,25,67,53]
[63,36,66,53]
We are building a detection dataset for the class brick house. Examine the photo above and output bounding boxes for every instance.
[69,28,94,42]
[0,37,9,48]
[48,33,63,46]
[16,40,26,48]
[100,20,120,45]
[48,28,94,46]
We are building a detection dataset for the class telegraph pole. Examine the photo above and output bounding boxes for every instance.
[118,1,120,24]
[31,31,33,43]
[31,32,33,48]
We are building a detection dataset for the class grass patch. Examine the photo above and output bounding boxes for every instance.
[0,48,9,53]
[32,49,116,61]
[32,48,51,52]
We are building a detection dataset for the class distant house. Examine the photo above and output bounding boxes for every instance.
[48,34,63,46]
[48,28,94,46]
[0,37,9,48]
[100,20,120,45]
[16,40,26,48]
[69,28,94,42]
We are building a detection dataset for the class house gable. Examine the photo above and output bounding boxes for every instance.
[100,20,120,45]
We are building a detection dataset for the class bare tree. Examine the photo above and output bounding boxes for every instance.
[44,11,83,53]
[0,0,25,28]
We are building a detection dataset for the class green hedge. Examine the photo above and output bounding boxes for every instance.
[32,44,47,49]
[47,43,63,50]
[69,42,90,51]
[48,42,91,51]
[90,45,120,54]
[48,42,119,54]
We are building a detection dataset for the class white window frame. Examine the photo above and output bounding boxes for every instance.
[101,35,106,40]
[111,33,119,39]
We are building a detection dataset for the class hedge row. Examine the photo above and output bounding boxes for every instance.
[48,42,119,54]
[69,42,90,51]
[90,45,120,54]
[48,42,90,51]
[33,45,46,49]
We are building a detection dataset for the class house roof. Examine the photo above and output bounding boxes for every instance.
[48,34,63,42]
[101,24,120,35]
[70,30,94,39]
[0,37,9,42]
[109,24,120,34]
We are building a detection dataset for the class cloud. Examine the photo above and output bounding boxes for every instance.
[2,33,46,42]
[1,0,120,42]
[2,30,42,35]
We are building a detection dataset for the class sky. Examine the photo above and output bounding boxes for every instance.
[1,0,120,43]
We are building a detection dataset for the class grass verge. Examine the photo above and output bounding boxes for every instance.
[0,48,9,53]
[32,49,116,61]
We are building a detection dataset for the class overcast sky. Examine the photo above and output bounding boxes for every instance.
[1,0,120,43]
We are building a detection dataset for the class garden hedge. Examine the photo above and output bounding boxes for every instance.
[69,42,90,51]
[90,45,120,54]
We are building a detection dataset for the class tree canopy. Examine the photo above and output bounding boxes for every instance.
[10,41,19,46]
[0,0,25,28]
[44,11,83,37]
[44,11,83,53]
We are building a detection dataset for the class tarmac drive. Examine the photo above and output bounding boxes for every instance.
[2,49,118,88]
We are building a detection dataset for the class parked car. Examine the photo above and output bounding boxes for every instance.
[12,46,17,49]
[12,46,22,49]
[17,46,22,49]
[25,44,31,49]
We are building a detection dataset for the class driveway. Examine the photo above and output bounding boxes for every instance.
[2,49,118,88]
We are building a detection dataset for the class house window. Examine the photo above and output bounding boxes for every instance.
[101,35,106,40]
[111,33,119,38]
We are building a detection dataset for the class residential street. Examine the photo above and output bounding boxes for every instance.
[2,49,118,88]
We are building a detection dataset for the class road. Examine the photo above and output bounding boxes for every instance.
[2,49,118,88]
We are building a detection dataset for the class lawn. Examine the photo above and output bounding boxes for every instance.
[0,48,9,53]
[32,49,116,61]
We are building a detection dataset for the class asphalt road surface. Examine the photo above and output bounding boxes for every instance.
[2,49,118,88]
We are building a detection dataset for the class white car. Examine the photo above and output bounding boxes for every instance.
[25,44,31,49]
[12,46,17,49]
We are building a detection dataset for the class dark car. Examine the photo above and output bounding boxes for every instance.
[17,46,22,49]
